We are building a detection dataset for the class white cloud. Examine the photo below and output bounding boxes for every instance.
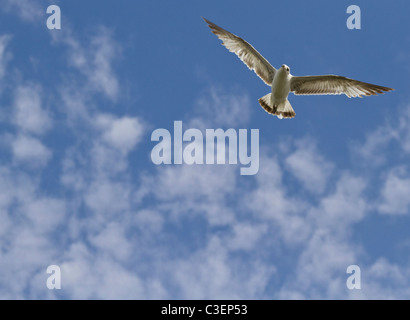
[0,166,66,299]
[245,154,311,246]
[84,179,130,217]
[379,167,410,215]
[146,165,237,226]
[89,222,133,261]
[54,28,121,101]
[0,34,11,81]
[1,0,42,22]
[368,258,407,284]
[90,142,130,176]
[285,138,333,194]
[60,111,144,194]
[95,114,144,153]
[352,125,396,166]
[277,172,368,299]
[60,243,147,299]
[59,86,91,126]
[5,79,409,300]
[13,85,52,135]
[88,31,121,100]
[396,105,410,154]
[11,134,52,167]
[279,229,357,299]
[171,236,273,299]
[359,258,410,299]
[190,87,252,128]
[1,9,409,299]
[20,198,66,234]
[227,222,268,251]
[352,104,410,166]
[312,173,367,230]
[134,209,164,234]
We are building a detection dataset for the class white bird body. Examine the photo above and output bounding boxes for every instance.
[203,18,393,119]
[272,66,291,102]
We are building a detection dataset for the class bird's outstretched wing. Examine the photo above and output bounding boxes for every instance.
[290,75,393,98]
[203,17,276,86]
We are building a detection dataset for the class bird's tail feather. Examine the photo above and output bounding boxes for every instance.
[258,93,296,119]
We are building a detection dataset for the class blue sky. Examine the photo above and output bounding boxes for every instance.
[0,0,410,299]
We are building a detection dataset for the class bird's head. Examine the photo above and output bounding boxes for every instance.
[281,64,290,74]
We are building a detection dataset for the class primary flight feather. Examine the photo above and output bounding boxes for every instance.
[203,17,393,119]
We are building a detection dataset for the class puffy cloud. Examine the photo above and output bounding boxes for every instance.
[145,165,237,226]
[60,243,146,299]
[171,236,273,299]
[53,27,121,101]
[134,209,164,234]
[351,124,396,167]
[84,179,131,216]
[13,85,52,135]
[359,258,410,299]
[280,229,358,299]
[4,88,410,300]
[11,134,52,167]
[352,104,410,167]
[189,86,252,128]
[89,222,133,261]
[311,173,367,230]
[1,6,410,300]
[227,222,268,251]
[285,138,333,194]
[1,0,42,22]
[0,34,11,81]
[245,155,311,246]
[379,167,410,215]
[95,114,144,153]
[19,198,66,234]
[0,166,67,299]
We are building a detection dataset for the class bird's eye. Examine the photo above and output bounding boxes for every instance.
[286,67,290,72]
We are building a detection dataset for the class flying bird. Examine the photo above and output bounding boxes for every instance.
[203,18,393,119]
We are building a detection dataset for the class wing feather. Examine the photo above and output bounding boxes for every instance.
[203,18,276,86]
[290,75,393,98]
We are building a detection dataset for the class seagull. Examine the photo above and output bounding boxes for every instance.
[203,18,393,119]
